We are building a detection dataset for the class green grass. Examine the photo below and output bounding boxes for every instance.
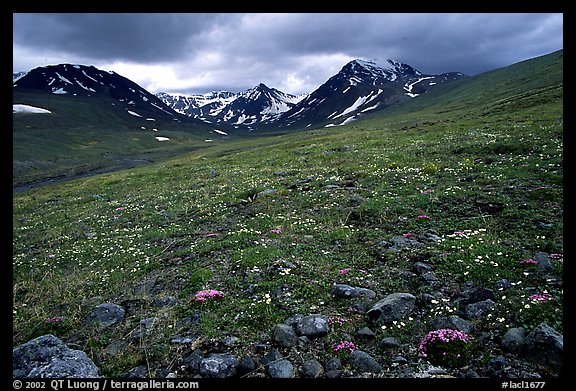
[12,50,563,377]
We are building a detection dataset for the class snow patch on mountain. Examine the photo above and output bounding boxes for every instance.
[13,104,52,114]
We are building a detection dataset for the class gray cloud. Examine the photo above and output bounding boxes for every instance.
[13,13,563,95]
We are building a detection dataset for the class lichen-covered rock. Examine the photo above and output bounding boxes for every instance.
[267,359,294,378]
[295,315,330,338]
[85,303,125,327]
[367,293,416,324]
[13,334,101,378]
[199,353,238,378]
[348,350,382,374]
[523,323,563,372]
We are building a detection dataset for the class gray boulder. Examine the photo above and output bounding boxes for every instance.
[85,303,125,327]
[331,284,376,299]
[523,323,563,372]
[501,327,526,352]
[295,315,330,338]
[272,324,298,347]
[464,299,496,320]
[199,353,238,378]
[301,359,324,378]
[367,293,416,324]
[428,315,473,334]
[13,334,101,378]
[382,236,424,252]
[348,350,382,374]
[267,359,295,378]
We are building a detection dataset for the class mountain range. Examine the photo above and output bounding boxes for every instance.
[13,58,466,133]
[156,59,467,131]
[12,49,563,192]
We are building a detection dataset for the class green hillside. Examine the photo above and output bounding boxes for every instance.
[13,90,220,189]
[12,50,563,378]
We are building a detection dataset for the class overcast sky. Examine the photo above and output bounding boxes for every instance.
[13,13,563,96]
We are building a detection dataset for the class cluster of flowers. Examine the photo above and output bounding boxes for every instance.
[528,293,552,303]
[328,316,347,327]
[46,316,65,323]
[418,328,470,359]
[333,340,357,354]
[192,289,224,303]
[549,253,563,260]
[519,259,539,265]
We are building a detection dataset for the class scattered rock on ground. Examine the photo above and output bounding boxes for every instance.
[348,350,382,374]
[13,334,101,378]
[267,359,295,378]
[295,315,330,338]
[367,293,416,324]
[199,353,238,378]
[85,303,125,327]
[523,323,563,372]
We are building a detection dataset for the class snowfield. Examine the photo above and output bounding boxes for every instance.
[13,104,52,114]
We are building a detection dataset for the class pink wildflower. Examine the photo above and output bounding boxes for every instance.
[206,233,219,237]
[418,215,430,219]
[339,268,351,275]
[270,229,282,234]
[529,293,552,303]
[334,340,357,354]
[115,207,125,211]
[519,259,538,265]
[403,233,415,239]
[192,289,224,303]
[418,329,470,358]
[46,316,65,323]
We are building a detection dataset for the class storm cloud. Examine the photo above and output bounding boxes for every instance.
[13,13,563,95]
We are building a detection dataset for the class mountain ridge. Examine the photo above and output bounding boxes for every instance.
[156,58,466,131]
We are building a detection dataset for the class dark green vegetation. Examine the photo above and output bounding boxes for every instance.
[13,89,217,189]
[13,50,563,377]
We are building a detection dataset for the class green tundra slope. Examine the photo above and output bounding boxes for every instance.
[12,50,563,378]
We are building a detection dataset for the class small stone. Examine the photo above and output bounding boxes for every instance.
[379,337,401,349]
[464,299,496,320]
[222,336,240,347]
[183,349,203,374]
[267,359,294,378]
[260,350,283,366]
[325,357,342,371]
[501,327,525,352]
[295,315,329,338]
[237,356,256,375]
[13,335,101,378]
[428,315,473,334]
[301,359,324,378]
[367,293,416,324]
[170,334,197,344]
[273,324,298,347]
[85,303,125,327]
[348,350,382,374]
[199,353,238,378]
[488,356,507,371]
[523,323,563,372]
[356,326,376,339]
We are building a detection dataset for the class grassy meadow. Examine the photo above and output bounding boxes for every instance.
[12,51,563,377]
